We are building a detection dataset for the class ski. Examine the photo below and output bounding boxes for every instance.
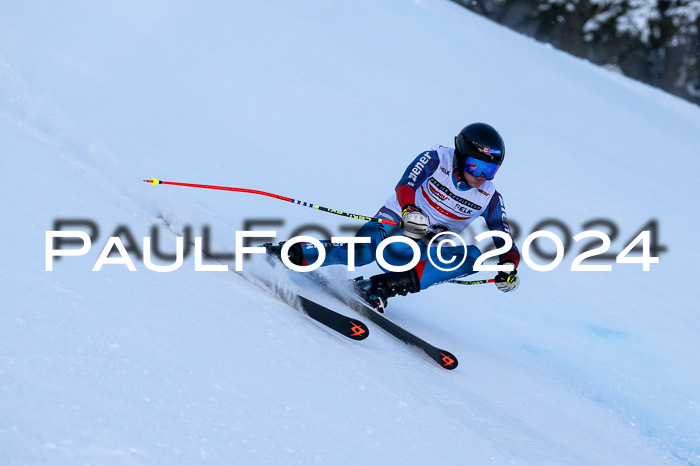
[332,288,458,370]
[295,269,458,370]
[237,272,370,341]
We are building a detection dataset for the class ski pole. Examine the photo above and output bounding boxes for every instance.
[144,178,402,227]
[449,278,495,285]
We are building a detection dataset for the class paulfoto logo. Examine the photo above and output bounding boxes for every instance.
[45,227,660,274]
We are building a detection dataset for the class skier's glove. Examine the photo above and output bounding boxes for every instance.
[495,262,519,292]
[401,205,429,241]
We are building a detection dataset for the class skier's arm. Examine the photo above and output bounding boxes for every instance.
[481,190,520,267]
[393,150,439,240]
[395,150,440,209]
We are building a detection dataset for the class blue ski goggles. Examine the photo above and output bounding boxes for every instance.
[464,156,500,180]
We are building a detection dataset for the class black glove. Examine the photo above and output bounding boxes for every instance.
[401,205,430,240]
[495,262,519,292]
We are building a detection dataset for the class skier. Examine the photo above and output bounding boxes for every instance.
[268,122,520,311]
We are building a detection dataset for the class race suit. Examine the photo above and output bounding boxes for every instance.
[297,145,520,289]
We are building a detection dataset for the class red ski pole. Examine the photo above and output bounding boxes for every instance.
[144,178,402,227]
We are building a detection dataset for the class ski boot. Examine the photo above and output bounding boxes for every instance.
[263,242,304,266]
[354,269,421,313]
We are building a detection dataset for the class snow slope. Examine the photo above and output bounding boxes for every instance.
[2,0,699,464]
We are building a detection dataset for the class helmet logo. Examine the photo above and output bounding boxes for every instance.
[482,146,502,156]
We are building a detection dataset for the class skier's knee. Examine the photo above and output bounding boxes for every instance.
[466,245,481,261]
[462,245,481,273]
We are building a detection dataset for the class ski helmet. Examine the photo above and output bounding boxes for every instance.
[454,123,506,182]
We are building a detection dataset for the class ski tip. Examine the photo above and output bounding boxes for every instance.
[143,178,161,185]
[297,295,370,341]
[348,320,369,340]
[439,351,458,370]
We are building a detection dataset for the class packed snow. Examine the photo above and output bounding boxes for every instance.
[1,0,699,464]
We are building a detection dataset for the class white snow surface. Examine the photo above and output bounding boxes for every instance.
[2,1,700,464]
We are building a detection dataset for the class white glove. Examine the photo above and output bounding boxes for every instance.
[401,205,429,241]
[495,262,519,292]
